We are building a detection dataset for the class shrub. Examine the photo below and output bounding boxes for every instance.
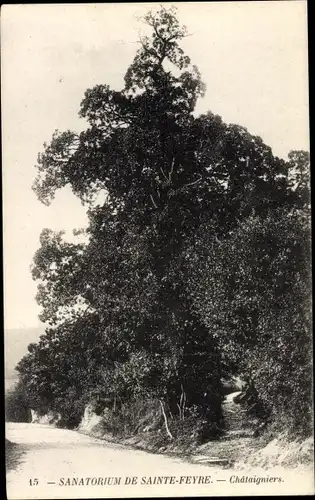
[5,383,31,422]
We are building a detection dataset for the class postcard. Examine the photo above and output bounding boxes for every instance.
[2,2,313,498]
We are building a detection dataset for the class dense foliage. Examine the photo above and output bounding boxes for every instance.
[12,7,311,437]
[5,382,31,423]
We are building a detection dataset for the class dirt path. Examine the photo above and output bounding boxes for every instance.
[6,422,313,498]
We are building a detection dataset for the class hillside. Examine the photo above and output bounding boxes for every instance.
[5,326,45,390]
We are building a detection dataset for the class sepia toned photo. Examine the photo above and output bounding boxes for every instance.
[2,2,313,498]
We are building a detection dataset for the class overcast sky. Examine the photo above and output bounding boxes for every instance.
[2,2,309,330]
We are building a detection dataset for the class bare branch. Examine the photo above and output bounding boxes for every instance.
[138,35,160,60]
[145,13,183,43]
[159,399,173,440]
[168,157,175,184]
[145,13,161,39]
[177,403,182,420]
[179,384,186,421]
[150,194,158,209]
[160,167,168,182]
[182,175,202,189]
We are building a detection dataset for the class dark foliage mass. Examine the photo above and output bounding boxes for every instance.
[11,7,311,438]
[6,382,31,423]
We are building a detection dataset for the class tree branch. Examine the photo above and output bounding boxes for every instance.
[160,167,168,182]
[177,403,182,420]
[159,399,173,439]
[182,175,202,189]
[168,157,175,184]
[138,36,160,61]
[150,194,158,208]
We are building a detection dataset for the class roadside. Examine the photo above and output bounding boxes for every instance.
[25,389,314,472]
[6,422,314,498]
[74,389,312,471]
[5,439,26,472]
[77,417,314,471]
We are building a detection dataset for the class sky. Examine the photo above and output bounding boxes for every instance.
[2,1,309,330]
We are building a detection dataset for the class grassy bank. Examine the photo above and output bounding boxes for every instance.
[77,413,314,471]
[5,439,25,472]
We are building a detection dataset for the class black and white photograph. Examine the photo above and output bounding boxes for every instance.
[2,2,313,498]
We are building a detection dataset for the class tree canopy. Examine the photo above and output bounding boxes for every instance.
[14,7,311,437]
